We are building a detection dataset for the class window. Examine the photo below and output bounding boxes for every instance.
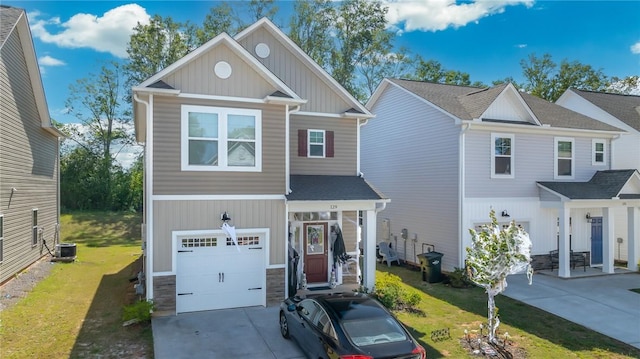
[0,214,4,263]
[555,137,574,178]
[298,129,334,158]
[592,139,606,165]
[491,133,514,178]
[181,105,261,171]
[32,209,38,246]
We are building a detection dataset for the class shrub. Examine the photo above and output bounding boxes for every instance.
[445,267,472,288]
[123,300,154,323]
[372,272,421,311]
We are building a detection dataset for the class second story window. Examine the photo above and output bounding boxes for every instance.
[592,139,606,166]
[181,105,262,172]
[298,129,334,158]
[555,137,574,179]
[491,133,514,178]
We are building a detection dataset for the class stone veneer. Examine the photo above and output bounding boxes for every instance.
[153,275,176,314]
[266,268,285,306]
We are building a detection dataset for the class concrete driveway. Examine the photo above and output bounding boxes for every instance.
[152,305,305,359]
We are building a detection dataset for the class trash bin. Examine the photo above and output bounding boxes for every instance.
[417,251,443,283]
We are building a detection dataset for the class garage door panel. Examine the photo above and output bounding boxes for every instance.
[176,231,266,313]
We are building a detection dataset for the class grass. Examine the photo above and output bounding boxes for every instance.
[0,211,152,359]
[379,264,640,358]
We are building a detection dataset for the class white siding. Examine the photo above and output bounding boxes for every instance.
[362,85,460,270]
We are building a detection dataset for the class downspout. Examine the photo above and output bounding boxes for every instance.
[458,123,471,268]
[133,93,153,301]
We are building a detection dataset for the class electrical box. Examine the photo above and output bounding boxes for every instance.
[401,228,408,240]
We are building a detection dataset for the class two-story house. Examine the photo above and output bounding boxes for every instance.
[362,79,640,278]
[133,18,388,314]
[557,89,640,268]
[0,6,63,284]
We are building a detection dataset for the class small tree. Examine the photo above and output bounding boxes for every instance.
[466,210,533,343]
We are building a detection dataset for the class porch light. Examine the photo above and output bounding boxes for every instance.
[221,212,231,223]
[501,210,510,218]
[586,213,592,223]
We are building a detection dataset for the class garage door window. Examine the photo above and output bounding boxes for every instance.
[182,237,217,248]
[229,236,260,246]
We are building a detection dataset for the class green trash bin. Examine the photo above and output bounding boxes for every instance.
[417,251,443,283]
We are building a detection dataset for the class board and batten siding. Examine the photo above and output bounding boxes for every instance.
[237,26,351,114]
[152,96,287,195]
[0,28,59,284]
[290,114,358,175]
[152,199,286,272]
[465,130,610,198]
[162,43,275,98]
[362,84,460,271]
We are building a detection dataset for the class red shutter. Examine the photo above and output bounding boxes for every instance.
[326,131,334,158]
[298,129,307,157]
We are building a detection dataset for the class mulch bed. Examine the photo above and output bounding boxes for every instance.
[460,332,528,358]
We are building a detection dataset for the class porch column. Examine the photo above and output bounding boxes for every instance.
[628,206,639,271]
[558,207,571,278]
[363,209,377,290]
[602,207,615,274]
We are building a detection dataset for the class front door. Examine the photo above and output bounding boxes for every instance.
[591,217,603,265]
[304,223,328,283]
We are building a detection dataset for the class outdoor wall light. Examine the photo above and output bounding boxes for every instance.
[586,212,592,223]
[501,210,510,217]
[221,211,231,223]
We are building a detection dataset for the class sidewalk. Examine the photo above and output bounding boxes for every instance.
[502,272,640,349]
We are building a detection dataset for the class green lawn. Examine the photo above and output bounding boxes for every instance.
[0,211,152,359]
[379,264,640,358]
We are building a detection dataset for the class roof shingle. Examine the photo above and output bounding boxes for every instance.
[287,175,387,201]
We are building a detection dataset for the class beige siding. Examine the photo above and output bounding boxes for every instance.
[237,27,352,114]
[290,114,358,175]
[152,199,286,272]
[0,29,59,284]
[152,96,287,195]
[163,42,275,98]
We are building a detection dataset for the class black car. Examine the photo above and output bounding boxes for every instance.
[279,292,426,359]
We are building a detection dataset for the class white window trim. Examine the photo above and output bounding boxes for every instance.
[181,105,262,172]
[554,137,575,179]
[307,129,326,158]
[32,209,38,247]
[491,133,514,179]
[592,139,607,166]
[0,214,4,263]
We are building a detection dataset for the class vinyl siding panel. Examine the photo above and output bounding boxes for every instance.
[163,43,275,98]
[465,131,610,198]
[152,199,285,272]
[0,29,59,284]
[362,85,460,270]
[290,114,358,175]
[152,96,287,195]
[237,27,351,114]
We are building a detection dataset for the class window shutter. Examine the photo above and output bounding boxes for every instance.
[298,129,307,157]
[326,131,334,158]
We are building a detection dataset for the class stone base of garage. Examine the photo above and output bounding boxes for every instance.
[151,269,286,316]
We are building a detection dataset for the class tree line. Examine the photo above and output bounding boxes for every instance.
[57,0,638,212]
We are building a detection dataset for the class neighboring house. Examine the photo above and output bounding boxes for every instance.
[557,89,640,267]
[362,79,640,278]
[132,18,388,314]
[0,6,62,284]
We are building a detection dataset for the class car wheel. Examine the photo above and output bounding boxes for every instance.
[279,311,290,339]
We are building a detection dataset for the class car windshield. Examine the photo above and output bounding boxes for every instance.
[341,317,407,347]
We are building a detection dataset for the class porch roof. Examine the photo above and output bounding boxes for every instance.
[286,175,387,201]
[537,169,640,200]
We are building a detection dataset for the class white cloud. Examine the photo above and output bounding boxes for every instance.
[28,4,150,58]
[38,55,65,66]
[631,41,640,54]
[516,44,527,49]
[383,0,534,32]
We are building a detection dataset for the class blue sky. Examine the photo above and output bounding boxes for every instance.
[4,0,640,125]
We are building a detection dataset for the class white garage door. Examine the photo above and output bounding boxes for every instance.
[176,230,266,313]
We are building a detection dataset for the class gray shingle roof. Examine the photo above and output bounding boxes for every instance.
[287,175,387,201]
[571,88,640,132]
[0,5,23,46]
[388,79,622,132]
[148,80,175,89]
[538,169,639,200]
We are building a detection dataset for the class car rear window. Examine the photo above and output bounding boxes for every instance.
[341,317,407,347]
